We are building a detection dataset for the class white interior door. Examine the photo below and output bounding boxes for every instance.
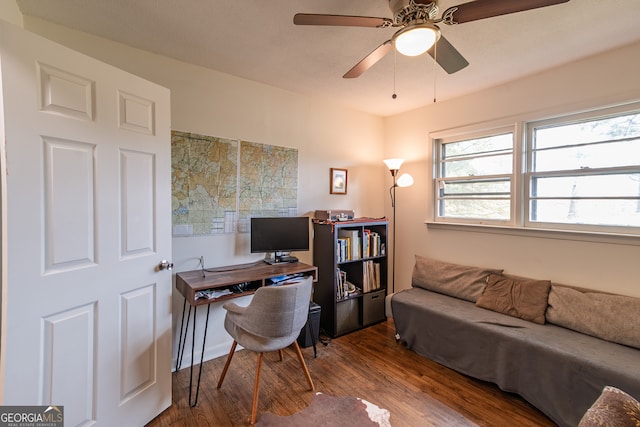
[0,21,172,426]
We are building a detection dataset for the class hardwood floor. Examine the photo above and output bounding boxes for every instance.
[147,319,555,426]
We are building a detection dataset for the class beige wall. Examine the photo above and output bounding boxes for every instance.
[384,41,640,298]
[0,1,21,27]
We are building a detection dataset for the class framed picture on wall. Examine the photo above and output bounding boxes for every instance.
[330,168,348,195]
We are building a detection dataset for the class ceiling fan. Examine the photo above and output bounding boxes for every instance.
[294,0,570,78]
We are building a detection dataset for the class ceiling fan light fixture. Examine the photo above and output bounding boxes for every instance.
[393,24,440,57]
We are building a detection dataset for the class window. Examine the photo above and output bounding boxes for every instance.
[435,128,515,224]
[527,108,640,233]
[434,103,640,236]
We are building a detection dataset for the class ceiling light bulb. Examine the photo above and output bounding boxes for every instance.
[394,25,440,57]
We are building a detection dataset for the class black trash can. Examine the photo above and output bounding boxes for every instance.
[297,302,321,348]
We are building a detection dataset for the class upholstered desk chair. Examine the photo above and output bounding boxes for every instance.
[217,276,315,425]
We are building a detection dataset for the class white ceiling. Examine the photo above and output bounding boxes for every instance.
[16,0,640,117]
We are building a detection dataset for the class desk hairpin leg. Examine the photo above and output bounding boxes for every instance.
[188,304,211,407]
[175,298,191,372]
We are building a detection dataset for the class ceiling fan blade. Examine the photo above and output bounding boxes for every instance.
[294,13,393,28]
[427,35,469,74]
[443,0,569,24]
[343,40,393,78]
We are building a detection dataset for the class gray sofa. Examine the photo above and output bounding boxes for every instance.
[391,255,640,427]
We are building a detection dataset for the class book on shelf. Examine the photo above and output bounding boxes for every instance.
[338,229,360,261]
[370,232,381,257]
[336,238,348,263]
[363,229,371,258]
[335,228,384,262]
[362,260,381,293]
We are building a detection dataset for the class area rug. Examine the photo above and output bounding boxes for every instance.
[256,392,392,426]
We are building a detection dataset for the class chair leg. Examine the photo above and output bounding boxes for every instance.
[278,349,283,361]
[217,340,237,389]
[251,352,264,425]
[292,341,314,391]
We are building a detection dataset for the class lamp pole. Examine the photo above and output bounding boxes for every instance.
[383,158,413,296]
[389,170,398,294]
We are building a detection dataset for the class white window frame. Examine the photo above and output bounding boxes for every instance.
[433,124,519,226]
[431,102,640,238]
[525,104,640,235]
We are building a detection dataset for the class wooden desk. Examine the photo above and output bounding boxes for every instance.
[176,261,318,306]
[174,261,318,406]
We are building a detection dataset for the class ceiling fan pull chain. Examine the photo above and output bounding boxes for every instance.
[433,40,437,103]
[392,48,398,99]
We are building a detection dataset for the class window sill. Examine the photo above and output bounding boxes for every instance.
[425,221,640,247]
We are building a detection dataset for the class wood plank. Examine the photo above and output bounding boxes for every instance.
[147,319,555,426]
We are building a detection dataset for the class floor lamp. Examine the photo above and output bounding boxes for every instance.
[383,159,414,294]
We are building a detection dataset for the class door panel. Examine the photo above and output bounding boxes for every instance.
[120,149,155,257]
[1,21,171,426]
[118,91,155,135]
[38,61,95,121]
[43,137,96,272]
[41,303,96,425]
[120,284,156,403]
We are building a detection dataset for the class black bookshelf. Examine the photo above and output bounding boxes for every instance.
[312,219,388,337]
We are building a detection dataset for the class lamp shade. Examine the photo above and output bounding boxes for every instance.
[383,158,404,171]
[397,173,414,187]
[393,24,440,57]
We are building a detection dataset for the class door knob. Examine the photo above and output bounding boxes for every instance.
[158,260,174,271]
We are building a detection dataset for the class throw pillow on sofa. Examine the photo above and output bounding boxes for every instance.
[411,255,503,302]
[476,274,551,324]
[546,285,640,350]
[578,386,640,427]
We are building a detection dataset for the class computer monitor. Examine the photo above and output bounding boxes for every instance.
[250,216,309,263]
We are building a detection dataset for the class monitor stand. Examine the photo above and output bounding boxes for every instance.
[263,252,299,264]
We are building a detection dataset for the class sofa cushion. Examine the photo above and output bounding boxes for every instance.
[476,274,551,324]
[578,386,640,427]
[411,255,503,302]
[546,285,640,350]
